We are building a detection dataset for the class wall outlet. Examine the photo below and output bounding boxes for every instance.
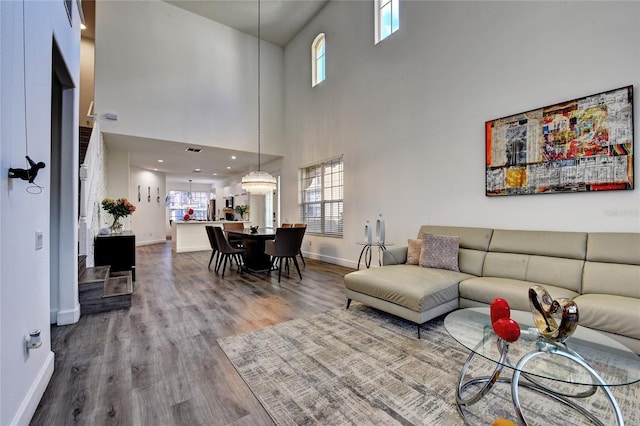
[35,231,43,250]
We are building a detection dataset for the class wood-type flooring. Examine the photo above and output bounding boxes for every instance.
[31,242,353,425]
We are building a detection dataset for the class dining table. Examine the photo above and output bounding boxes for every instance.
[224,227,276,272]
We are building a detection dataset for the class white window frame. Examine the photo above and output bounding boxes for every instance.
[298,155,343,237]
[311,33,326,87]
[168,190,210,221]
[375,0,399,44]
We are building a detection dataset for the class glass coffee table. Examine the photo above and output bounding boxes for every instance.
[445,307,640,425]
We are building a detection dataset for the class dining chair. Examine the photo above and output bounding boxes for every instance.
[281,223,293,228]
[212,226,246,278]
[292,224,307,266]
[205,226,221,271]
[223,222,245,248]
[264,227,305,282]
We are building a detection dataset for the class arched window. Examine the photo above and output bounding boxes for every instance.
[375,0,399,44]
[311,33,326,87]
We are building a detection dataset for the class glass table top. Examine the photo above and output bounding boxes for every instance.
[444,307,640,386]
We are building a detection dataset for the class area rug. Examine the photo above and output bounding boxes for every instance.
[217,304,639,425]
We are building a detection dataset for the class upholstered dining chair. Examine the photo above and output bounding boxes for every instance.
[280,223,293,227]
[212,226,246,278]
[205,226,221,271]
[292,223,307,266]
[223,222,245,248]
[264,227,305,283]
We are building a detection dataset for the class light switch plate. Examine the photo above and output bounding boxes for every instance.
[35,231,43,250]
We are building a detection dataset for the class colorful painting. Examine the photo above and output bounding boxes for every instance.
[486,86,634,196]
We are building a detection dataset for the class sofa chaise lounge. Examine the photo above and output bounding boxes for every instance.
[344,225,640,354]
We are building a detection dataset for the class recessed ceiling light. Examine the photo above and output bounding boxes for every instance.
[226,166,231,169]
[193,169,202,173]
[157,159,164,163]
[213,173,218,176]
[153,168,158,171]
[231,156,236,160]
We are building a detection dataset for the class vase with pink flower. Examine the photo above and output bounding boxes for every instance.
[102,197,136,233]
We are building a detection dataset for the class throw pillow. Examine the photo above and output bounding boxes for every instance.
[406,239,422,265]
[419,233,460,271]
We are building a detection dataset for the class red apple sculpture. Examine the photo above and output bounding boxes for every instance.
[490,298,521,343]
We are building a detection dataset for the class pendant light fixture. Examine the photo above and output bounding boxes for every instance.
[241,0,277,195]
[183,179,197,209]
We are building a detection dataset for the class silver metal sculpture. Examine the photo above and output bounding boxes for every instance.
[528,285,579,343]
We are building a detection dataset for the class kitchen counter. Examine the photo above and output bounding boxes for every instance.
[171,220,249,253]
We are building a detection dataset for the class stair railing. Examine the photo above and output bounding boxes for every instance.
[78,117,107,266]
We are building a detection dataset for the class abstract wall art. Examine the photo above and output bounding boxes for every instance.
[486,86,634,196]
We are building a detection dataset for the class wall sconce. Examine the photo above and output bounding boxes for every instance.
[25,329,42,352]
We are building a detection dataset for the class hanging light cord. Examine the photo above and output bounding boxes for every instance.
[22,0,29,157]
[257,0,261,172]
[22,1,43,194]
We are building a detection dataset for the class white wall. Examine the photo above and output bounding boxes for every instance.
[0,0,81,423]
[94,0,285,157]
[130,167,167,245]
[283,1,640,267]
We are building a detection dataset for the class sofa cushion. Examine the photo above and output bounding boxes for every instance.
[406,239,422,265]
[420,233,460,271]
[574,294,640,340]
[459,276,580,312]
[417,225,492,276]
[483,252,584,293]
[344,265,473,312]
[582,262,640,299]
[418,225,493,251]
[489,229,588,260]
[587,233,640,265]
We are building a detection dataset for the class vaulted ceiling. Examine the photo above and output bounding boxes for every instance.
[82,1,330,184]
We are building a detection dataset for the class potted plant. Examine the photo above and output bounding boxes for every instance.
[101,198,136,233]
[235,204,248,220]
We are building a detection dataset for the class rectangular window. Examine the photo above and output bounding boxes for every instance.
[375,0,399,44]
[298,156,343,237]
[168,190,210,221]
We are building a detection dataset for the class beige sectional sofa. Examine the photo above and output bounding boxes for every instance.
[343,225,640,354]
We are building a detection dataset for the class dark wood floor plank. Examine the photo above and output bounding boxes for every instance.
[31,241,353,425]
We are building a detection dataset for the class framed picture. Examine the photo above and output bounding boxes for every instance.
[485,86,634,196]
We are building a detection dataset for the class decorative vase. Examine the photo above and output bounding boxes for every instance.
[375,214,385,244]
[110,216,123,234]
[364,220,372,244]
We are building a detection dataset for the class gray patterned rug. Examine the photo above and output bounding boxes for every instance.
[217,304,639,425]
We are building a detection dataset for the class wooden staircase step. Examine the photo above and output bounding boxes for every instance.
[79,270,132,315]
[79,265,110,284]
[78,255,87,278]
[104,272,133,297]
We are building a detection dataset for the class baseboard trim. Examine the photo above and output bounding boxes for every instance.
[56,303,80,325]
[301,251,357,269]
[135,239,167,247]
[11,351,54,425]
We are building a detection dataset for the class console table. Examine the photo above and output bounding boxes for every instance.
[356,241,394,269]
[94,231,136,280]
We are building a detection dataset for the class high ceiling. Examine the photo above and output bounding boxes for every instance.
[83,0,329,184]
[104,132,280,185]
[164,0,330,47]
